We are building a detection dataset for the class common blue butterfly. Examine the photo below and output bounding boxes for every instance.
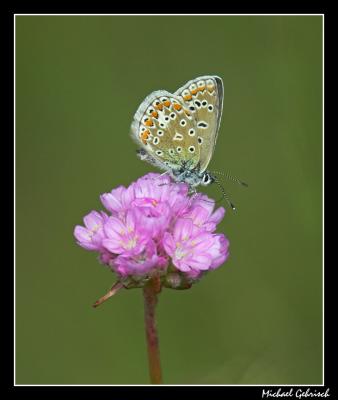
[130,75,246,209]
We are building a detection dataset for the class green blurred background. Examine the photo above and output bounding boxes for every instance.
[15,16,322,384]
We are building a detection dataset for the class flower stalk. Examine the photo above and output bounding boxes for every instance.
[143,276,162,384]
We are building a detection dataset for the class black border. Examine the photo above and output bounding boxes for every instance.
[7,5,333,399]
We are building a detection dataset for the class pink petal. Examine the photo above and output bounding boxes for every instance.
[100,186,128,213]
[188,254,212,270]
[83,210,104,230]
[125,210,136,232]
[184,206,209,227]
[191,193,215,215]
[122,185,135,207]
[209,207,225,225]
[174,218,193,242]
[210,253,228,269]
[173,259,191,272]
[74,226,100,250]
[162,232,175,256]
[103,217,126,238]
[74,225,91,242]
[102,238,124,254]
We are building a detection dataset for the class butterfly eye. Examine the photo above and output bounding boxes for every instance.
[148,108,154,114]
[156,150,163,156]
[169,149,175,156]
[159,122,165,128]
[179,119,187,127]
[188,128,195,136]
[201,100,208,108]
[176,147,182,153]
[208,105,214,112]
[194,100,201,108]
[198,137,203,145]
[170,113,176,119]
[188,146,195,153]
[157,130,164,136]
[160,97,168,102]
[153,137,160,145]
[201,173,212,186]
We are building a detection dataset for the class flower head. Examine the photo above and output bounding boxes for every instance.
[74,173,229,289]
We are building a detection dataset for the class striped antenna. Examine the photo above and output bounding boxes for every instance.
[211,170,248,187]
[212,175,236,211]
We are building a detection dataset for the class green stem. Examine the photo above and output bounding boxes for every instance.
[143,277,162,384]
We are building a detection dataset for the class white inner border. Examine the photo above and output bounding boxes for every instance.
[14,13,325,387]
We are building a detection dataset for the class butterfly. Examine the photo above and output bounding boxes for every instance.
[130,75,246,209]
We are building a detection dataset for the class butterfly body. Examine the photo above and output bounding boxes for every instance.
[171,163,214,187]
[131,76,223,190]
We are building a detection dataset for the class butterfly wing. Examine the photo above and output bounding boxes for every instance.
[174,75,223,172]
[130,90,200,172]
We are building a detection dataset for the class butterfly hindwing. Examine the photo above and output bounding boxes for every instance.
[174,76,223,172]
[131,90,200,172]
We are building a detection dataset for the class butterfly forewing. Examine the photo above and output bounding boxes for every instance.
[131,90,200,171]
[174,76,223,172]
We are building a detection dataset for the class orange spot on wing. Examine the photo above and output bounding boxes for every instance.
[144,119,154,127]
[199,85,206,91]
[190,88,198,95]
[183,94,192,101]
[141,130,150,140]
[141,129,150,144]
[173,103,182,111]
[164,100,171,107]
[155,103,164,111]
[151,111,158,118]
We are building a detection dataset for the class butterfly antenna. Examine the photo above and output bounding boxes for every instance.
[213,175,236,211]
[211,170,248,187]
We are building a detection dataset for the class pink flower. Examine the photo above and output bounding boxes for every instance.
[114,240,168,277]
[74,173,230,288]
[162,219,228,272]
[100,185,135,217]
[102,210,148,257]
[74,211,108,251]
[183,194,225,232]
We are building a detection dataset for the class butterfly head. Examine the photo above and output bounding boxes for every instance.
[171,164,214,188]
